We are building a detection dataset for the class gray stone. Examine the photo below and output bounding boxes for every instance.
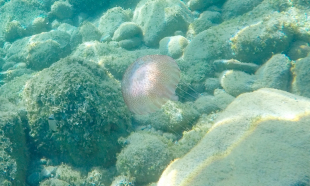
[213,59,259,73]
[98,7,131,38]
[292,55,310,98]
[220,70,256,97]
[189,11,221,34]
[112,22,142,41]
[119,37,142,50]
[254,54,291,91]
[133,0,193,47]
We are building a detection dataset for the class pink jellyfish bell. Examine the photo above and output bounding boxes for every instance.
[121,55,181,115]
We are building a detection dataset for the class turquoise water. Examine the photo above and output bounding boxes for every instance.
[0,0,310,185]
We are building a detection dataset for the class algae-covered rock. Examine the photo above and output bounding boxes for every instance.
[78,22,102,42]
[0,0,47,41]
[40,178,70,186]
[204,78,221,94]
[222,0,264,20]
[158,88,310,186]
[254,54,291,91]
[134,101,200,134]
[287,40,310,60]
[188,10,221,35]
[230,13,294,64]
[5,30,71,70]
[98,7,131,38]
[55,164,84,185]
[220,70,256,97]
[133,0,193,47]
[50,1,73,20]
[0,74,32,105]
[0,97,28,185]
[292,55,310,98]
[112,22,143,50]
[22,56,131,167]
[116,132,173,184]
[71,41,159,80]
[3,20,26,42]
[112,22,143,42]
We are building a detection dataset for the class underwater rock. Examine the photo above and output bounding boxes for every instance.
[0,0,47,41]
[116,132,173,184]
[158,88,310,186]
[55,164,84,185]
[188,10,221,35]
[292,54,310,98]
[78,21,102,42]
[40,178,70,186]
[50,1,73,20]
[134,101,200,134]
[254,54,291,91]
[230,12,294,64]
[204,78,221,94]
[159,35,188,59]
[118,37,142,50]
[222,0,264,20]
[187,0,224,11]
[194,95,220,114]
[22,56,131,167]
[85,167,116,186]
[133,0,193,47]
[0,97,28,185]
[220,70,256,97]
[5,30,71,71]
[212,88,235,110]
[213,59,259,74]
[29,16,50,35]
[0,74,32,105]
[183,19,237,65]
[111,175,135,186]
[287,40,310,60]
[112,22,143,42]
[3,20,26,42]
[57,23,77,36]
[98,7,132,38]
[112,22,143,49]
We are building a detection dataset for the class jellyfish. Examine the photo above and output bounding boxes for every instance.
[121,55,181,115]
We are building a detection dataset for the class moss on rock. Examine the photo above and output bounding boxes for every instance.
[23,56,131,167]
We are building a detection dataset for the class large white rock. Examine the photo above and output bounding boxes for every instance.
[158,88,310,186]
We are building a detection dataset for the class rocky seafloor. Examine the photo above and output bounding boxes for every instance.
[0,0,310,185]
